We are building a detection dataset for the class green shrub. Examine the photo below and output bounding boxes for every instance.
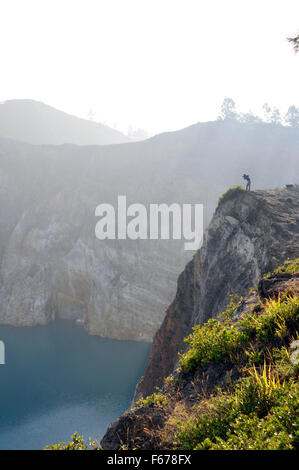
[136,391,169,409]
[179,318,248,372]
[45,432,88,450]
[217,186,245,206]
[263,257,299,278]
[240,295,299,342]
[273,258,299,275]
[180,294,299,373]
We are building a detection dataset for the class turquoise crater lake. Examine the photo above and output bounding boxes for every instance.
[0,322,150,450]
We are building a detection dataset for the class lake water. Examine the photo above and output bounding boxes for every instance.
[0,322,150,450]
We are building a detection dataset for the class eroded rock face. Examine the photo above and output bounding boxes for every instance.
[0,210,183,340]
[0,140,191,341]
[0,118,299,341]
[101,405,166,450]
[135,187,299,398]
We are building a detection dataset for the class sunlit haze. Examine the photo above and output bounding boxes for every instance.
[1,0,299,135]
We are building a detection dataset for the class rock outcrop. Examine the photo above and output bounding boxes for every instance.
[135,186,299,398]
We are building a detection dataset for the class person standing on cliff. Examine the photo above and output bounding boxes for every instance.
[243,174,251,191]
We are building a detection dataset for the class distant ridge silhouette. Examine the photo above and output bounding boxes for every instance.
[0,99,130,146]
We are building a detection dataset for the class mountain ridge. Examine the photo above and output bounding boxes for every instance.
[0,99,130,146]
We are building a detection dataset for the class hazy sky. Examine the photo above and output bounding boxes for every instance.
[1,0,299,135]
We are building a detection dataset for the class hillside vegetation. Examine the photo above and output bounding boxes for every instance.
[47,259,299,450]
[131,259,299,450]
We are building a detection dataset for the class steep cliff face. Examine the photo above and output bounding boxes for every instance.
[0,139,191,341]
[1,118,298,341]
[135,186,299,398]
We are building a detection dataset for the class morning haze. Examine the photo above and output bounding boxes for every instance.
[0,0,298,452]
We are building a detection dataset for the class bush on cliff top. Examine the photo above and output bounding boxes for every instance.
[217,185,245,206]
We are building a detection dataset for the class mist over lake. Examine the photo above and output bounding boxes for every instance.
[0,322,150,450]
